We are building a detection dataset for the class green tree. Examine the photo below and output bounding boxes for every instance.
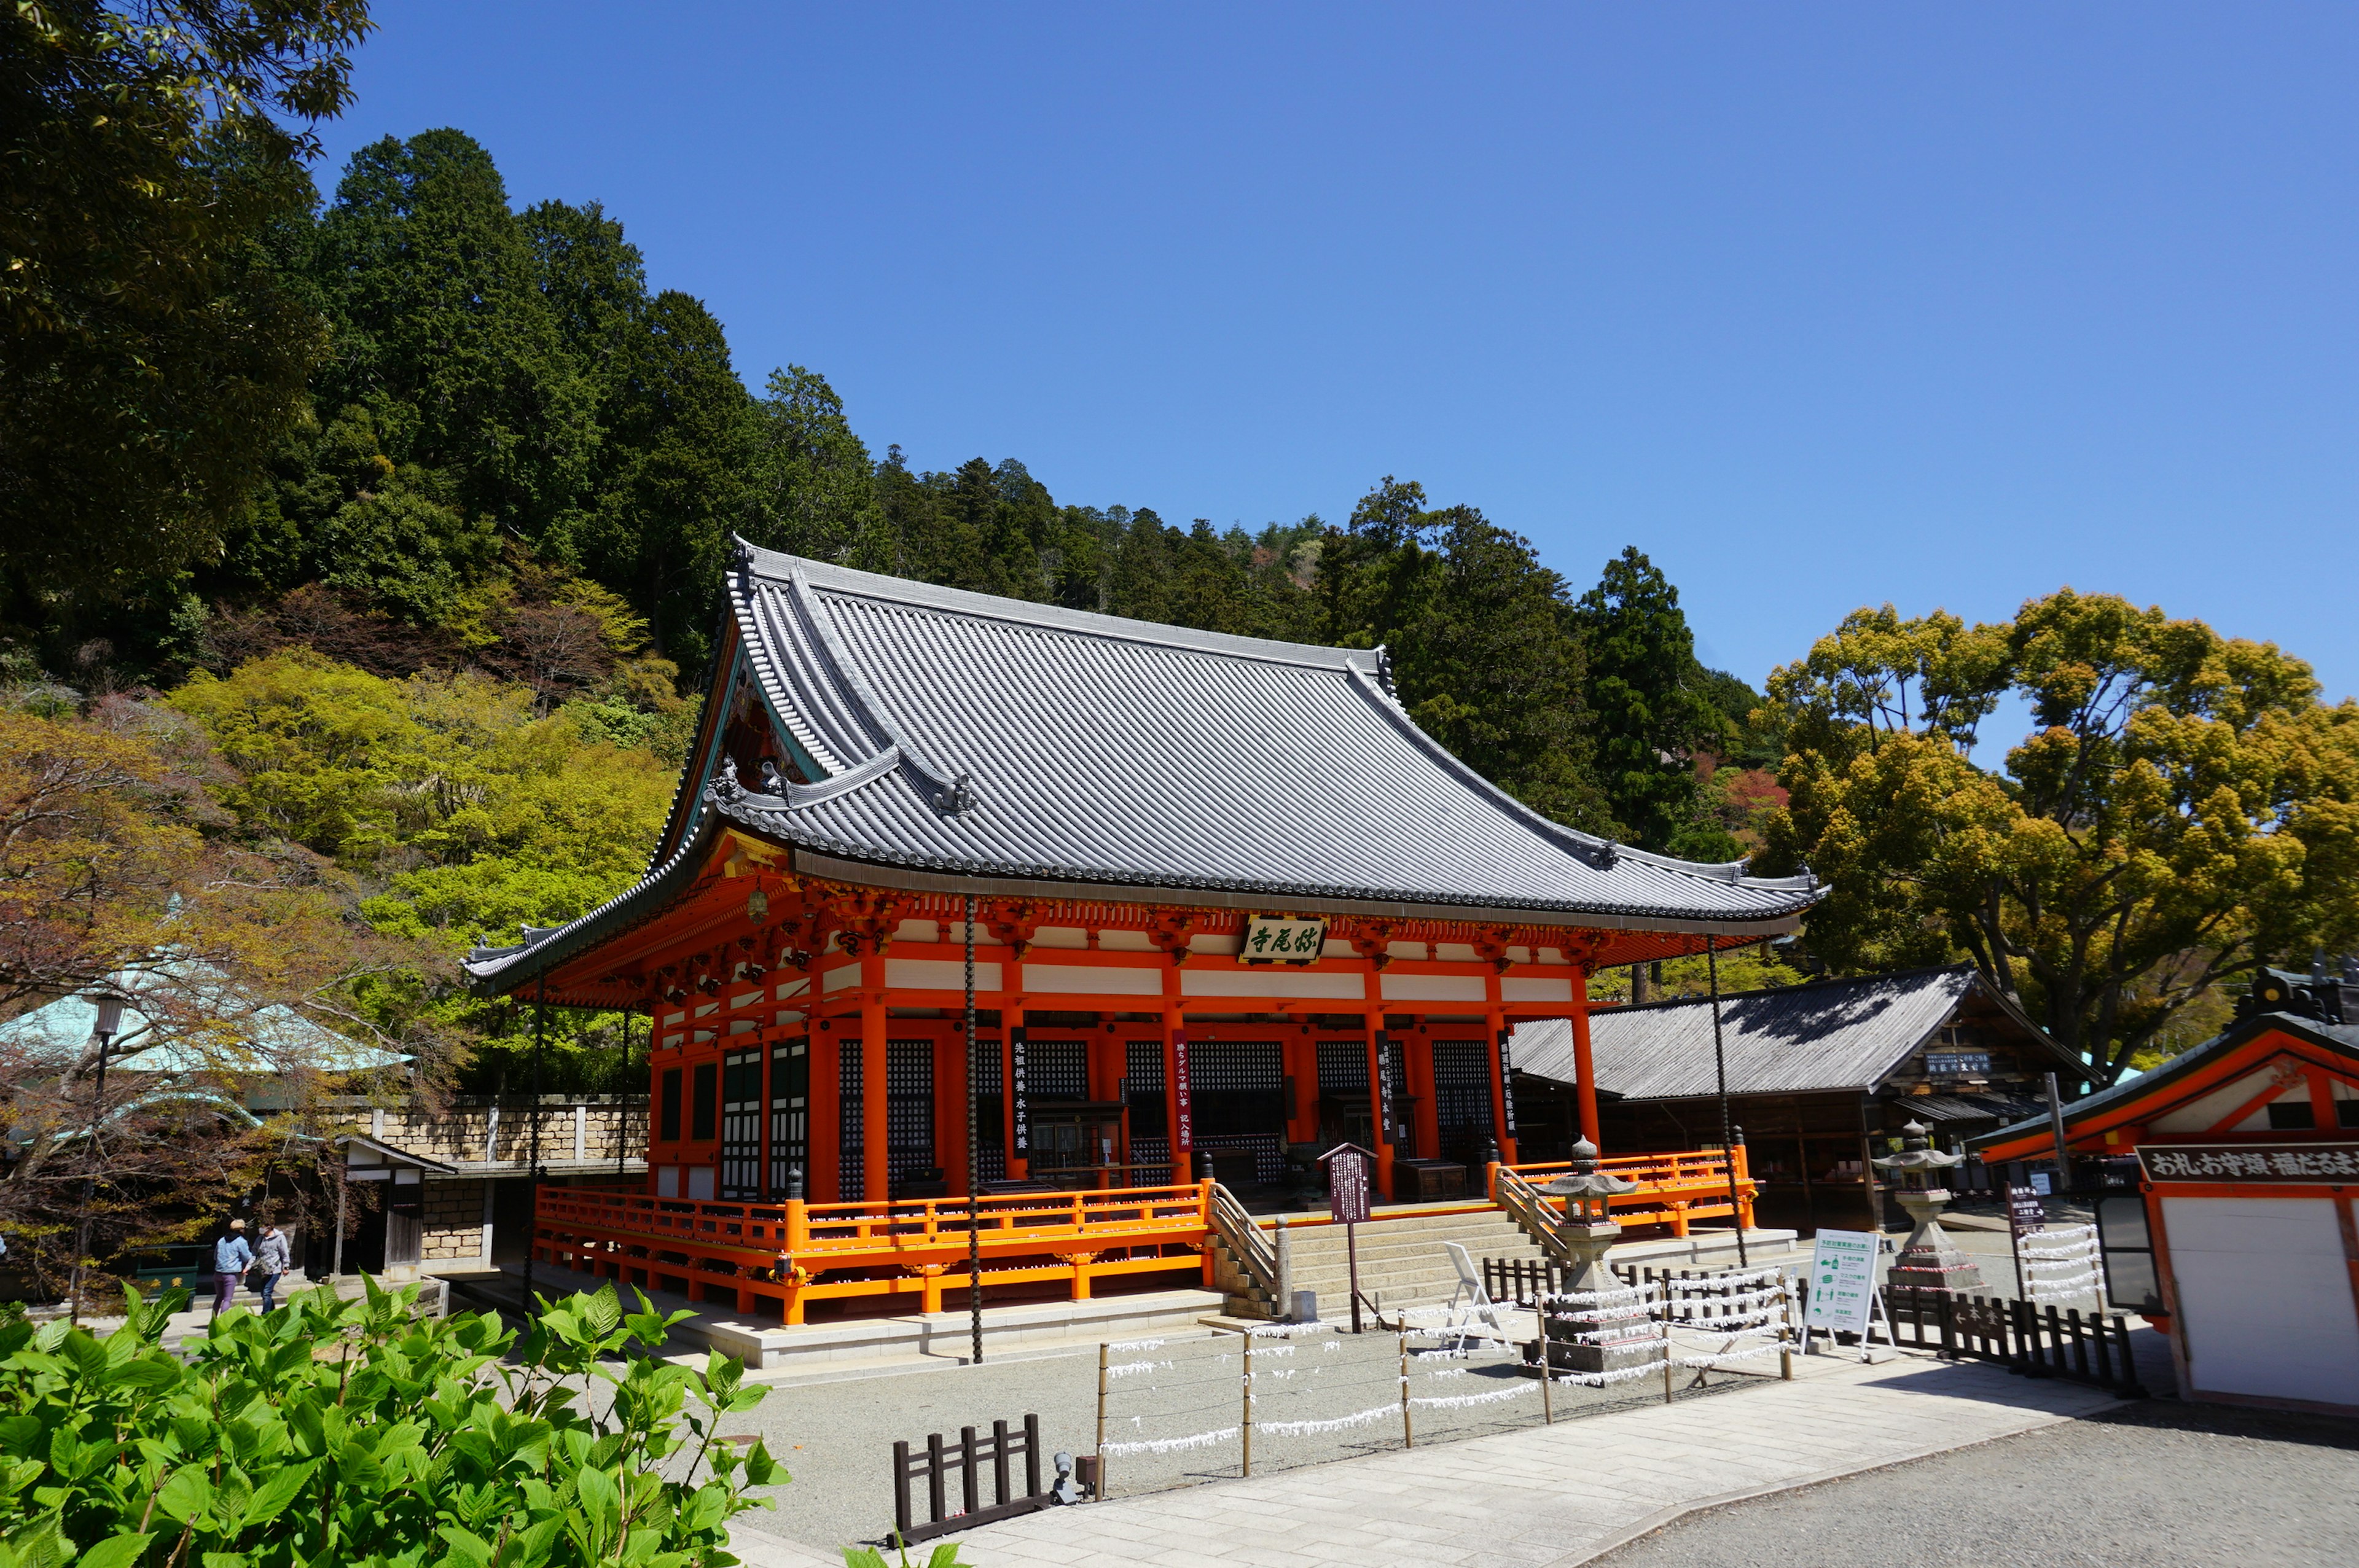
[1761,591,2359,1082]
[1323,478,1608,832]
[1574,547,1731,857]
[574,291,755,661]
[2,1,370,649]
[744,364,885,565]
[313,128,598,550]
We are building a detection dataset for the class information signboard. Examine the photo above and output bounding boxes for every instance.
[1328,1148,1371,1224]
[1802,1227,1878,1341]
[2008,1184,2046,1239]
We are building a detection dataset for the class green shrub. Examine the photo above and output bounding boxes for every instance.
[0,1277,783,1567]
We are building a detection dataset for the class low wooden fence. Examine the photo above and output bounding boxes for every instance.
[533,1182,1212,1322]
[1878,1285,2149,1397]
[892,1414,1050,1543]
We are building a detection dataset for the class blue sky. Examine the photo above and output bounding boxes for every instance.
[316,3,2357,714]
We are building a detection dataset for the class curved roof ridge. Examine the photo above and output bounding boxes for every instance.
[1342,662,1813,895]
[781,565,964,807]
[741,540,1380,675]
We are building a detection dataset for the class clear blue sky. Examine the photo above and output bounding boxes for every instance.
[317,2,2357,711]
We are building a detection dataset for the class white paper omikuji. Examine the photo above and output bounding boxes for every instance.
[1105,1359,1174,1379]
[1100,1426,1240,1457]
[1258,1405,1397,1438]
[1105,1336,1168,1352]
[1410,1383,1536,1411]
[1667,1266,1787,1291]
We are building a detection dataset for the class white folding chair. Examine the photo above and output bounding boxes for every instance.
[1439,1240,1505,1351]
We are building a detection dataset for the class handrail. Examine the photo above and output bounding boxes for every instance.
[1204,1180,1278,1301]
[535,1180,1213,1263]
[1493,1166,1570,1261]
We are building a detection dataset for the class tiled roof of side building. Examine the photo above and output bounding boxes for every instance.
[466,547,1824,985]
[1512,966,2087,1101]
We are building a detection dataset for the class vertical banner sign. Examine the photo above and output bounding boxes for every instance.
[1171,1031,1194,1156]
[1374,1032,1396,1145]
[1011,1027,1029,1157]
[1802,1227,1877,1338]
[1495,1028,1517,1139]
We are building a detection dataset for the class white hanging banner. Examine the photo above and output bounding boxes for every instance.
[1801,1227,1879,1340]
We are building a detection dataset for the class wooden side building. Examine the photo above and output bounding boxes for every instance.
[1511,967,2091,1233]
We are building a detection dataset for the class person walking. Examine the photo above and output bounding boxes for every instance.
[212,1219,253,1317]
[253,1220,290,1312]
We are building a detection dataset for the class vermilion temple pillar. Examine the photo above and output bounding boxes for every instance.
[1570,972,1602,1151]
[860,956,888,1202]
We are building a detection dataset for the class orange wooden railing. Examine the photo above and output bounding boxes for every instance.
[1496,1147,1756,1237]
[531,1182,1213,1324]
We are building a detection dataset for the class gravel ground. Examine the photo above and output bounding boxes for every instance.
[1597,1397,2359,1567]
[729,1323,1780,1553]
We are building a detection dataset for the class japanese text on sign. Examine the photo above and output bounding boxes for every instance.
[1239,915,1328,964]
[2138,1141,2359,1182]
[1328,1149,1371,1223]
[1495,1028,1517,1138]
[1802,1227,1877,1337]
[1011,1029,1028,1153]
[1171,1032,1193,1155]
[2008,1184,2046,1239]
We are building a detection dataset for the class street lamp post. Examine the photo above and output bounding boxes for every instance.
[69,992,127,1326]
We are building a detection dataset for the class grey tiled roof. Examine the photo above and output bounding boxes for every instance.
[467,547,1821,986]
[1512,967,2070,1101]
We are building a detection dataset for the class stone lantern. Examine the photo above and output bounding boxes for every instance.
[1527,1138,1655,1377]
[1870,1119,1985,1294]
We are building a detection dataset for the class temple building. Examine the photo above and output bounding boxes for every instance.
[463,545,1821,1324]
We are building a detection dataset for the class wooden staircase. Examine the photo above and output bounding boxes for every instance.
[1276,1207,1555,1317]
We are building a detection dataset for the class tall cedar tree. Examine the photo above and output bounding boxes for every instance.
[311,130,598,548]
[1324,479,1608,832]
[1575,546,1734,857]
[1,2,370,666]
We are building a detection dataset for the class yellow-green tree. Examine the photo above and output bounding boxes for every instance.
[1761,591,2359,1083]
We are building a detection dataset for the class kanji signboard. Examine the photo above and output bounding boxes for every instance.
[2138,1141,2359,1183]
[1326,1147,1371,1223]
[2008,1184,2046,1239]
[1239,915,1328,964]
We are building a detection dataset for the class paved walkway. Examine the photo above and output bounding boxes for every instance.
[727,1349,2127,1568]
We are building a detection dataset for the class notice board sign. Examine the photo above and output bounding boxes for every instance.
[1240,914,1328,964]
[2008,1184,2046,1239]
[1802,1228,1877,1338]
[1326,1148,1372,1224]
[2138,1141,2359,1182]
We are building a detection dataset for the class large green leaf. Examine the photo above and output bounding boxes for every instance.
[155,1465,215,1526]
[74,1534,155,1568]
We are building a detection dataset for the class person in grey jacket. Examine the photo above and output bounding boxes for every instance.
[254,1222,291,1311]
[212,1220,252,1316]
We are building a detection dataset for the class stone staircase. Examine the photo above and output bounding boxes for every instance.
[1277,1207,1555,1317]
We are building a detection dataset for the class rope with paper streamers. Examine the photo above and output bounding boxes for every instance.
[1410,1382,1536,1411]
[1100,1427,1240,1457]
[2021,1225,2103,1301]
